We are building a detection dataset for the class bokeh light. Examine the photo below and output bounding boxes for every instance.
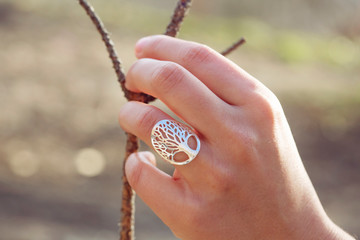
[74,148,106,177]
[8,150,40,177]
[0,0,359,239]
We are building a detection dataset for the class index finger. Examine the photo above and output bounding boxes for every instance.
[135,35,260,105]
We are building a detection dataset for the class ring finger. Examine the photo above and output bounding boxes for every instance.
[119,101,213,181]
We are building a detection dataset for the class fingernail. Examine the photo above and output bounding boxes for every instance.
[126,152,155,177]
[125,153,138,177]
[135,37,151,58]
[141,151,156,166]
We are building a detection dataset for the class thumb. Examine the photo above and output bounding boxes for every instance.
[125,151,184,224]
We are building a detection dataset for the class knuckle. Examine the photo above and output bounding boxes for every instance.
[151,62,184,93]
[252,90,283,123]
[182,44,214,65]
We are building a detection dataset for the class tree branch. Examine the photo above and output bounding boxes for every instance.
[78,0,194,239]
[119,133,139,240]
[78,1,155,240]
[165,0,192,37]
[78,0,155,103]
[78,1,245,240]
[221,37,246,56]
[165,0,245,56]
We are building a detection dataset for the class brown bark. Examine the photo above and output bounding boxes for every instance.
[78,0,192,239]
[78,0,245,239]
[221,37,246,56]
[78,0,155,104]
[119,133,139,240]
[165,0,193,37]
[78,2,152,240]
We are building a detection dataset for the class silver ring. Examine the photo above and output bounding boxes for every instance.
[151,119,201,165]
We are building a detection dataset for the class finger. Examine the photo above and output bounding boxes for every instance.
[134,35,260,105]
[119,101,170,144]
[125,151,185,225]
[119,101,212,181]
[125,58,228,136]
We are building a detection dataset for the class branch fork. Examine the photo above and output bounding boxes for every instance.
[78,0,244,239]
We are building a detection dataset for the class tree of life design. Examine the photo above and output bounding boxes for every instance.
[151,120,201,165]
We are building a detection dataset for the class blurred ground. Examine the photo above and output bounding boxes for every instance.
[0,0,359,239]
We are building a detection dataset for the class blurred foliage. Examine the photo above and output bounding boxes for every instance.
[0,0,359,239]
[2,0,359,69]
[0,0,358,192]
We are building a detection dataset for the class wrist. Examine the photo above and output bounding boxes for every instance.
[292,193,354,240]
[303,214,355,240]
[325,221,355,240]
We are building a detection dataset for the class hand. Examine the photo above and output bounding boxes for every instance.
[118,35,354,240]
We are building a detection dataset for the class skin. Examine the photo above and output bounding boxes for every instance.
[118,35,354,240]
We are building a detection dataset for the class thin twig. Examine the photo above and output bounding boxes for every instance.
[78,0,124,83]
[78,0,193,239]
[78,0,155,103]
[221,37,246,56]
[78,1,154,240]
[165,0,192,37]
[120,133,139,240]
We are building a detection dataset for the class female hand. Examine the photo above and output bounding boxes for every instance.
[118,35,353,240]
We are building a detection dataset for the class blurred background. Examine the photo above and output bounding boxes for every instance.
[0,0,359,239]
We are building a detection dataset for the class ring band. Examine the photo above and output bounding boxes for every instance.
[151,119,201,165]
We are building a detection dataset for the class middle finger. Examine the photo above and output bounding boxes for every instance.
[126,58,228,137]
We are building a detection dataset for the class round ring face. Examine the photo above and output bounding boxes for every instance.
[151,120,201,165]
